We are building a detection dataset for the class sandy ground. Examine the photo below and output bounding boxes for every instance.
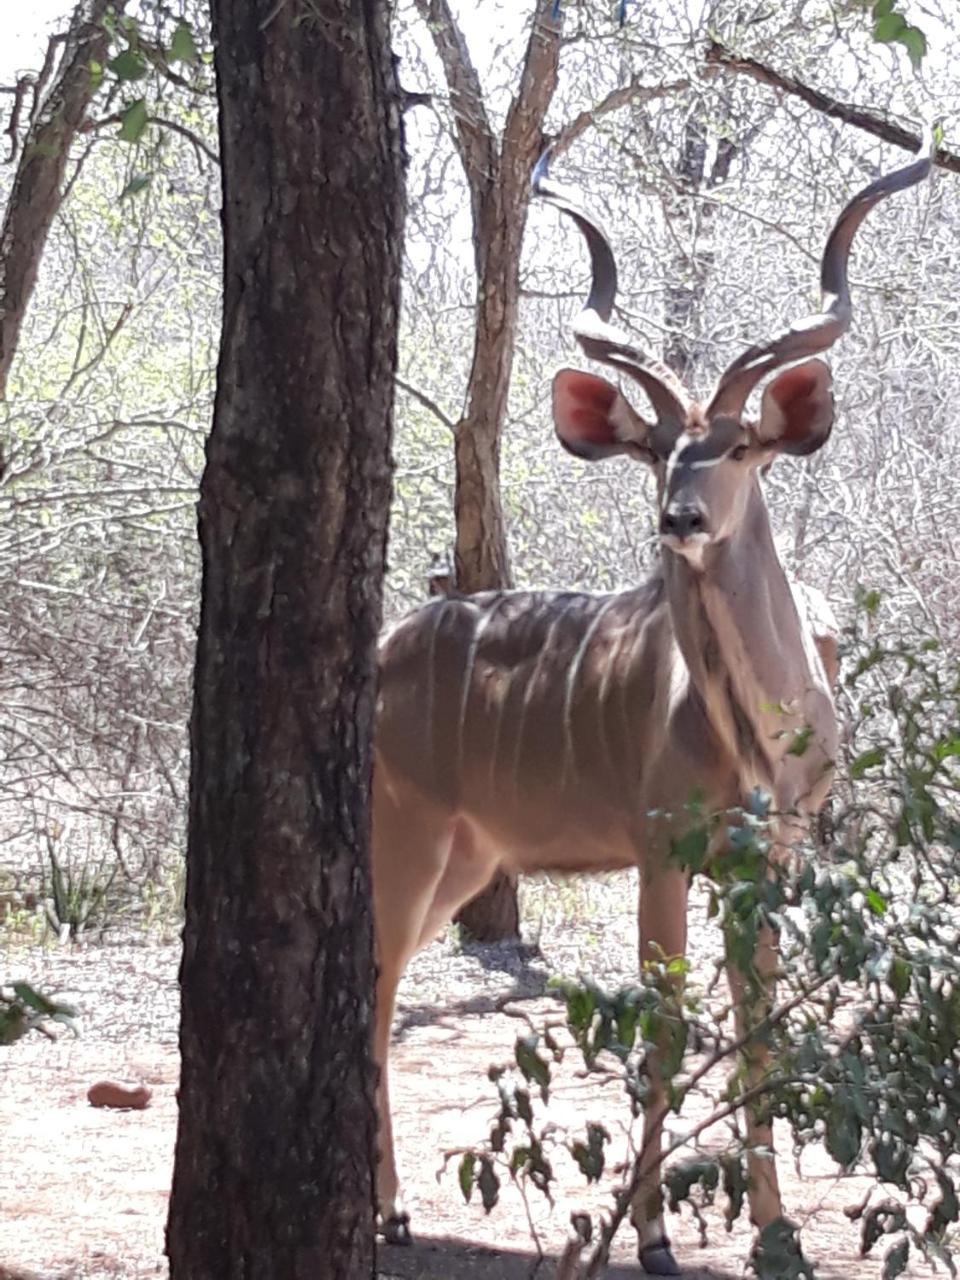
[0,873,932,1279]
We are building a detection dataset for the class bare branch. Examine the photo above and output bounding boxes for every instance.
[552,76,690,160]
[704,39,960,175]
[83,112,219,167]
[2,76,32,163]
[147,115,219,167]
[413,0,496,202]
[395,375,457,433]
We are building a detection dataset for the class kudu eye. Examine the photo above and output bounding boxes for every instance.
[730,444,749,462]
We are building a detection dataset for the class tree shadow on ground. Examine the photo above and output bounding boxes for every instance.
[377,1233,741,1279]
[460,937,548,977]
[394,984,554,1036]
[394,939,554,1036]
[379,1233,860,1279]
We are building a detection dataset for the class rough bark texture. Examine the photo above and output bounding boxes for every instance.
[415,0,561,941]
[0,0,117,401]
[165,2,405,1277]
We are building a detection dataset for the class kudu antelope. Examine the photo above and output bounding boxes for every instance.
[373,135,932,1271]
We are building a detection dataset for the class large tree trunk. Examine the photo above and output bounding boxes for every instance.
[0,0,118,401]
[166,1,404,1276]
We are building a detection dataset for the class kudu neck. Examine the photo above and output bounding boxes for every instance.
[661,479,827,793]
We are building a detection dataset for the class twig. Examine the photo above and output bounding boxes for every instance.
[583,968,836,1276]
[396,375,457,433]
[147,114,219,166]
[704,40,960,175]
[552,77,689,160]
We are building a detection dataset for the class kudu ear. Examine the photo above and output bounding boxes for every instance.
[552,369,653,462]
[756,359,834,457]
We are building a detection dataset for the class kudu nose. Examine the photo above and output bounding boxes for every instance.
[660,503,707,540]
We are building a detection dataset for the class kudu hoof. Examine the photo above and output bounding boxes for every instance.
[379,1212,413,1246]
[639,1237,681,1276]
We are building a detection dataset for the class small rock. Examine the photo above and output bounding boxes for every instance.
[87,1080,152,1110]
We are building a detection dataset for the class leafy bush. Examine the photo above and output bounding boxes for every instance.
[455,607,960,1278]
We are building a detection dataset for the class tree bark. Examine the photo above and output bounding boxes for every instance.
[416,0,561,941]
[0,0,118,401]
[166,2,405,1277]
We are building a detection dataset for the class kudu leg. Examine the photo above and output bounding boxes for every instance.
[415,816,500,950]
[371,778,455,1244]
[374,960,414,1243]
[631,863,688,1277]
[726,920,783,1232]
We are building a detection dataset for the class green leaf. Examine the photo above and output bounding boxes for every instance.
[858,587,882,616]
[552,978,596,1037]
[514,1086,533,1125]
[751,1217,815,1280]
[720,1153,747,1229]
[515,1034,551,1102]
[930,1170,960,1230]
[109,48,148,81]
[671,824,709,870]
[865,888,887,917]
[825,1092,861,1167]
[12,982,57,1015]
[478,1156,500,1212]
[872,0,895,15]
[873,11,907,42]
[882,1238,909,1280]
[665,1157,718,1211]
[871,1134,910,1186]
[119,99,148,143]
[169,20,198,65]
[851,746,886,778]
[898,25,927,67]
[119,173,151,200]
[458,1151,475,1202]
[570,1122,608,1183]
[89,59,104,91]
[614,999,638,1051]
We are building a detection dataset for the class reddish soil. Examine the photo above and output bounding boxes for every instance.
[0,877,930,1278]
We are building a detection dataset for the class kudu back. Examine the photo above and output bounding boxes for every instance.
[372,134,932,1272]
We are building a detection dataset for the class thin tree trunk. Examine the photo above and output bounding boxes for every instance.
[0,0,118,401]
[663,109,739,389]
[452,175,527,595]
[450,189,524,940]
[416,0,561,940]
[663,115,708,382]
[166,1,404,1276]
